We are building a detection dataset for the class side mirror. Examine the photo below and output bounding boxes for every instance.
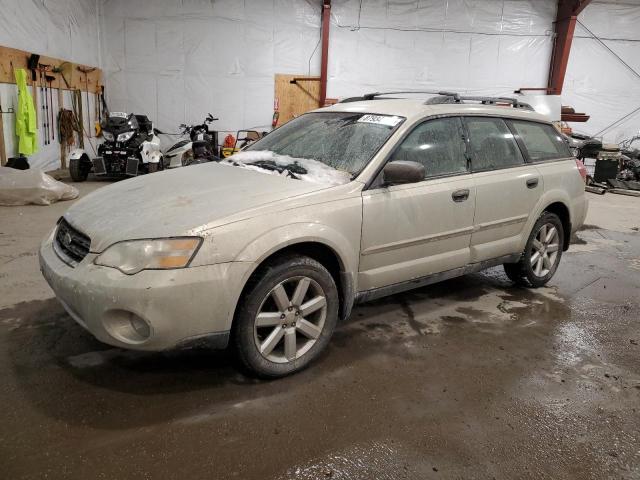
[382,161,425,186]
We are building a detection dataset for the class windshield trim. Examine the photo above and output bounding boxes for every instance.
[245,111,407,180]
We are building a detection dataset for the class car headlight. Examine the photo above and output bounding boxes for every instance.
[95,238,202,275]
[103,131,114,141]
[117,131,135,142]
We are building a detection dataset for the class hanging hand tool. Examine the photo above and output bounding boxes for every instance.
[94,87,101,136]
[46,74,56,142]
[72,89,84,149]
[53,62,72,89]
[39,67,48,145]
[99,85,105,121]
[39,64,52,145]
[0,95,13,165]
[27,54,40,125]
[77,66,96,140]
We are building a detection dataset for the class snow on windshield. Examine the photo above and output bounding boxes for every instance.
[221,150,353,186]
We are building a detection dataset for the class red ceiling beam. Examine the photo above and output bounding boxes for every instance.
[547,0,592,94]
[319,0,331,107]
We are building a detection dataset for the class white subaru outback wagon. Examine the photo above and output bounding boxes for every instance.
[40,92,588,377]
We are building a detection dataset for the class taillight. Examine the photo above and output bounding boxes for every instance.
[575,159,587,182]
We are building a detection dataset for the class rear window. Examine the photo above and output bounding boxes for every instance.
[510,121,571,161]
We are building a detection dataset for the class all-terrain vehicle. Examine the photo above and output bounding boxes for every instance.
[69,112,163,182]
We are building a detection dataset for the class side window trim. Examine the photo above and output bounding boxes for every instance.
[462,116,526,173]
[504,119,532,163]
[365,115,471,190]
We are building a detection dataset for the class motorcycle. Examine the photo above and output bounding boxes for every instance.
[163,114,221,168]
[68,112,163,182]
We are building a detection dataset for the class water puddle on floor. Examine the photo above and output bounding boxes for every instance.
[276,440,426,480]
[344,268,568,344]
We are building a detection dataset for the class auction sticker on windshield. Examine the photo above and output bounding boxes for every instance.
[357,114,403,127]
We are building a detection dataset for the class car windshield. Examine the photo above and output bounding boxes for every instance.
[230,112,403,184]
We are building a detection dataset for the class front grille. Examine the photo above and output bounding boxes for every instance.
[54,218,91,265]
[126,158,139,176]
[93,157,106,175]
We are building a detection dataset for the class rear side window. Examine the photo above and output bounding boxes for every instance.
[510,120,572,161]
[465,117,524,171]
[392,117,467,178]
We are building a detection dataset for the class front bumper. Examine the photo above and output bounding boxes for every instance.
[39,233,252,351]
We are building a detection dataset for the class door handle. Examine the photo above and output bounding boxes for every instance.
[526,178,539,189]
[451,189,470,202]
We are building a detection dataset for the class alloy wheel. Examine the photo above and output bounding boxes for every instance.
[530,222,560,277]
[253,276,327,363]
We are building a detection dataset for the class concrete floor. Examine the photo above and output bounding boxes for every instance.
[1,182,639,479]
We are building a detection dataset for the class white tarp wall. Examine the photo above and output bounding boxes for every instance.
[7,0,637,161]
[329,0,555,98]
[565,1,640,143]
[0,0,101,170]
[100,0,557,137]
[99,0,323,137]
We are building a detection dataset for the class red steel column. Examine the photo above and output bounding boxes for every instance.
[319,0,331,107]
[548,15,577,94]
[547,0,591,94]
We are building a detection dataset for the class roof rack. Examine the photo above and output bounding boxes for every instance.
[340,90,533,110]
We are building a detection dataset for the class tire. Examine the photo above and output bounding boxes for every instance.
[69,157,89,182]
[503,212,564,288]
[233,255,339,378]
[503,262,527,286]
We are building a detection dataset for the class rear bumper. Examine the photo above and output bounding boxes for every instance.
[39,232,252,351]
[572,194,589,234]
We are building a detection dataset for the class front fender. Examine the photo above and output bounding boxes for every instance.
[140,136,162,164]
[234,222,358,278]
[69,148,88,160]
[222,222,360,326]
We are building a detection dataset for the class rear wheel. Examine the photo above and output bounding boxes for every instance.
[69,156,89,182]
[233,255,339,378]
[503,212,564,288]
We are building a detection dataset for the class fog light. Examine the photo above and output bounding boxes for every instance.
[103,310,152,344]
[131,315,151,339]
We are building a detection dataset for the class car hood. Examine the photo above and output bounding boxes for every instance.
[64,163,337,252]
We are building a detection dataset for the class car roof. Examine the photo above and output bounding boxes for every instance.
[318,98,552,124]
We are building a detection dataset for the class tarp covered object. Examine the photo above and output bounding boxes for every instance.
[0,168,79,206]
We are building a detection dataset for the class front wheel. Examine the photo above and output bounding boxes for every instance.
[233,255,339,378]
[504,212,564,288]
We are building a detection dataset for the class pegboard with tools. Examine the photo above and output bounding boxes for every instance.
[0,45,104,167]
[0,45,102,92]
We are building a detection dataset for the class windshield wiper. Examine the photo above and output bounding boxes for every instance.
[226,159,307,179]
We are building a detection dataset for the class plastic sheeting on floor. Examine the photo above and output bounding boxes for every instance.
[0,167,79,206]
